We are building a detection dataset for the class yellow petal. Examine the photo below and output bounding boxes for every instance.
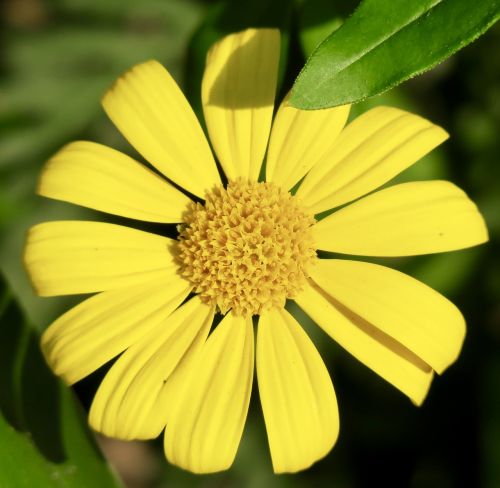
[38,141,191,222]
[89,297,214,440]
[257,307,339,473]
[310,259,465,374]
[313,180,488,256]
[42,272,192,385]
[202,28,280,181]
[296,106,449,214]
[102,60,221,198]
[295,282,434,405]
[24,221,178,296]
[165,312,254,473]
[266,96,349,190]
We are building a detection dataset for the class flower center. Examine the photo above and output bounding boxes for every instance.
[176,179,317,316]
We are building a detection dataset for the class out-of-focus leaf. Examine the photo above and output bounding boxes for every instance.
[0,273,122,488]
[290,0,500,109]
[52,0,199,23]
[297,0,354,58]
[406,248,484,297]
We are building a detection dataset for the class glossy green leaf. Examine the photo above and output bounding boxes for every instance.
[0,274,121,488]
[290,0,500,109]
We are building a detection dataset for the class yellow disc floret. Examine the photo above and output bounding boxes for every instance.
[177,179,317,316]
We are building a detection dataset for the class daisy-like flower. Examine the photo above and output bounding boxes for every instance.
[24,28,488,474]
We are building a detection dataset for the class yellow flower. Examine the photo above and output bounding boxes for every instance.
[24,28,488,474]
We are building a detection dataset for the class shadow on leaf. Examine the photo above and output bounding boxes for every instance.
[0,276,66,462]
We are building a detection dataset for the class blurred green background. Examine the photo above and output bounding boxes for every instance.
[1,0,499,487]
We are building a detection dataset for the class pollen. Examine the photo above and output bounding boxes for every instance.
[176,179,317,316]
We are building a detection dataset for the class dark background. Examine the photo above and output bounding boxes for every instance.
[1,0,499,487]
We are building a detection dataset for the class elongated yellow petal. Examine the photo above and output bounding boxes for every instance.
[295,282,434,405]
[310,259,465,374]
[165,312,254,473]
[38,141,191,222]
[102,60,221,198]
[313,181,488,256]
[257,308,339,473]
[202,28,280,181]
[266,97,349,190]
[42,273,192,385]
[296,107,449,214]
[25,221,178,296]
[89,297,214,440]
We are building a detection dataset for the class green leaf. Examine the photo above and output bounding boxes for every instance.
[290,0,500,109]
[0,274,121,488]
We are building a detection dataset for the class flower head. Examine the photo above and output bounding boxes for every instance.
[177,179,317,316]
[24,28,488,474]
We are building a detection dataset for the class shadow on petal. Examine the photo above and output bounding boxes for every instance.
[204,29,280,110]
[310,280,432,374]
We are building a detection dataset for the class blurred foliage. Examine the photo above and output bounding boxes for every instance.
[0,0,499,487]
